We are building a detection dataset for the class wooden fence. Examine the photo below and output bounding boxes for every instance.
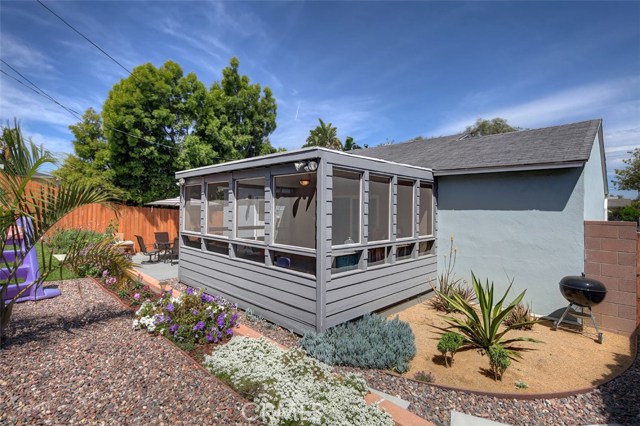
[14,180,180,251]
[53,203,179,250]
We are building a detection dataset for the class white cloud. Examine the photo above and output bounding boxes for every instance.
[0,34,54,73]
[0,82,75,130]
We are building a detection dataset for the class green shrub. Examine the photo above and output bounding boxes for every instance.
[428,236,475,312]
[504,302,536,330]
[515,379,528,389]
[45,228,104,254]
[488,344,511,381]
[301,313,416,373]
[437,332,463,367]
[438,272,540,358]
[414,370,435,383]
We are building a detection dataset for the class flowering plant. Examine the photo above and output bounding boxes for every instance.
[133,286,238,345]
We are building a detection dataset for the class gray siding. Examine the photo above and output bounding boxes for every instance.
[180,246,316,334]
[583,132,607,220]
[325,256,436,328]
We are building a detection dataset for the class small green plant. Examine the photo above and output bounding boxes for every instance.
[488,344,511,381]
[301,313,416,373]
[428,236,474,312]
[504,302,536,330]
[515,379,529,389]
[438,272,540,358]
[414,370,435,383]
[437,332,463,367]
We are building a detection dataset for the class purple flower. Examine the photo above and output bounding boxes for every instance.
[193,321,205,331]
[166,303,175,312]
[217,313,226,328]
[192,309,198,315]
[231,313,238,322]
[133,293,140,300]
[169,324,179,333]
[186,287,195,295]
[206,332,214,342]
[201,293,214,303]
[226,328,234,336]
[102,270,109,277]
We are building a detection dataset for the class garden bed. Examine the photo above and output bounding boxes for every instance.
[0,279,253,425]
[396,300,635,394]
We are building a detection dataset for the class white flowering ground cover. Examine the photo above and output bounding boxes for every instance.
[204,336,394,426]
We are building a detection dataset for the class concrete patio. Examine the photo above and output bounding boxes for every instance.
[131,253,179,283]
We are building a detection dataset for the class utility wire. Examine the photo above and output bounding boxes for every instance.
[36,0,132,76]
[0,62,177,150]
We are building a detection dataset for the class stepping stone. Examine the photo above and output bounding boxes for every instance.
[451,411,510,426]
[369,388,410,409]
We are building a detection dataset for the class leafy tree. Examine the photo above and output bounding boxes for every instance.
[200,57,278,161]
[303,119,343,150]
[343,136,362,151]
[102,61,207,204]
[613,148,640,193]
[464,117,520,137]
[0,121,133,343]
[53,108,122,196]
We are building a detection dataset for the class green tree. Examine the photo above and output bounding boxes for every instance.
[53,108,122,196]
[102,61,208,204]
[613,148,640,193]
[303,119,343,150]
[464,117,520,137]
[1,121,133,342]
[200,57,278,162]
[343,136,362,151]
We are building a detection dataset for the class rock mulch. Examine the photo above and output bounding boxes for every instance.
[0,279,253,425]
[225,307,639,426]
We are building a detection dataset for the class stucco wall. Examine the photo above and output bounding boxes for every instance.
[583,133,607,220]
[437,168,585,316]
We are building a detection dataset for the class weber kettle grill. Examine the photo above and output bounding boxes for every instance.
[553,274,607,343]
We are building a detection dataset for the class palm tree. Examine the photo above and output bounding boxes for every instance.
[303,119,343,150]
[0,121,133,343]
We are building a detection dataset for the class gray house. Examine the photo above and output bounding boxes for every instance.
[175,149,436,333]
[176,118,607,331]
[360,119,607,317]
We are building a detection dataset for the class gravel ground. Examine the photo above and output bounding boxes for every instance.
[0,279,254,425]
[220,307,640,426]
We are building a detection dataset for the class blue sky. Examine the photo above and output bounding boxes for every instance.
[1,1,638,197]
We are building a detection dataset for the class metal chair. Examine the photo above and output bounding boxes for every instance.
[135,235,160,262]
[168,237,179,265]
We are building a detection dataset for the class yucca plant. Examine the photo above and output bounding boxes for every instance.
[504,302,535,330]
[0,121,133,344]
[437,272,540,358]
[428,236,475,313]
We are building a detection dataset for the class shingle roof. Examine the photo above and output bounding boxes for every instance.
[358,119,602,174]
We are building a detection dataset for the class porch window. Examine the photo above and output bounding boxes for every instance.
[274,173,317,249]
[184,184,201,233]
[369,175,390,242]
[418,240,434,256]
[205,239,228,256]
[368,246,390,267]
[419,184,434,236]
[207,182,231,237]
[396,243,415,261]
[234,244,264,264]
[396,180,414,239]
[332,251,361,274]
[271,251,316,275]
[236,177,265,241]
[332,169,361,246]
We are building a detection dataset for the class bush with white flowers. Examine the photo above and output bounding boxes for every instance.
[204,336,393,426]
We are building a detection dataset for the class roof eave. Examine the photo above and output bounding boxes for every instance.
[434,160,586,176]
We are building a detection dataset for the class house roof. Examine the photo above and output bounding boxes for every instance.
[358,119,602,175]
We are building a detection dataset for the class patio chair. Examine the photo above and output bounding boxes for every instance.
[154,232,171,251]
[113,232,135,254]
[168,237,179,265]
[135,235,160,262]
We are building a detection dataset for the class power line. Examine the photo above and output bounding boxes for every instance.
[0,62,177,150]
[36,0,132,76]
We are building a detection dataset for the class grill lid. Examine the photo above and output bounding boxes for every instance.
[559,276,607,293]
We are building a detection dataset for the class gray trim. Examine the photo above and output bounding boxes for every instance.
[434,161,585,176]
[315,158,328,332]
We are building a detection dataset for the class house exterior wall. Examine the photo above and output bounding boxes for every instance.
[583,133,607,220]
[436,167,585,316]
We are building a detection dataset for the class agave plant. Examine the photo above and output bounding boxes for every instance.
[437,272,540,358]
[0,121,133,343]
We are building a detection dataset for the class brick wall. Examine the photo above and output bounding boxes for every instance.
[584,221,639,335]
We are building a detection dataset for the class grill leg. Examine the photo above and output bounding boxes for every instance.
[587,307,604,344]
[553,303,574,330]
